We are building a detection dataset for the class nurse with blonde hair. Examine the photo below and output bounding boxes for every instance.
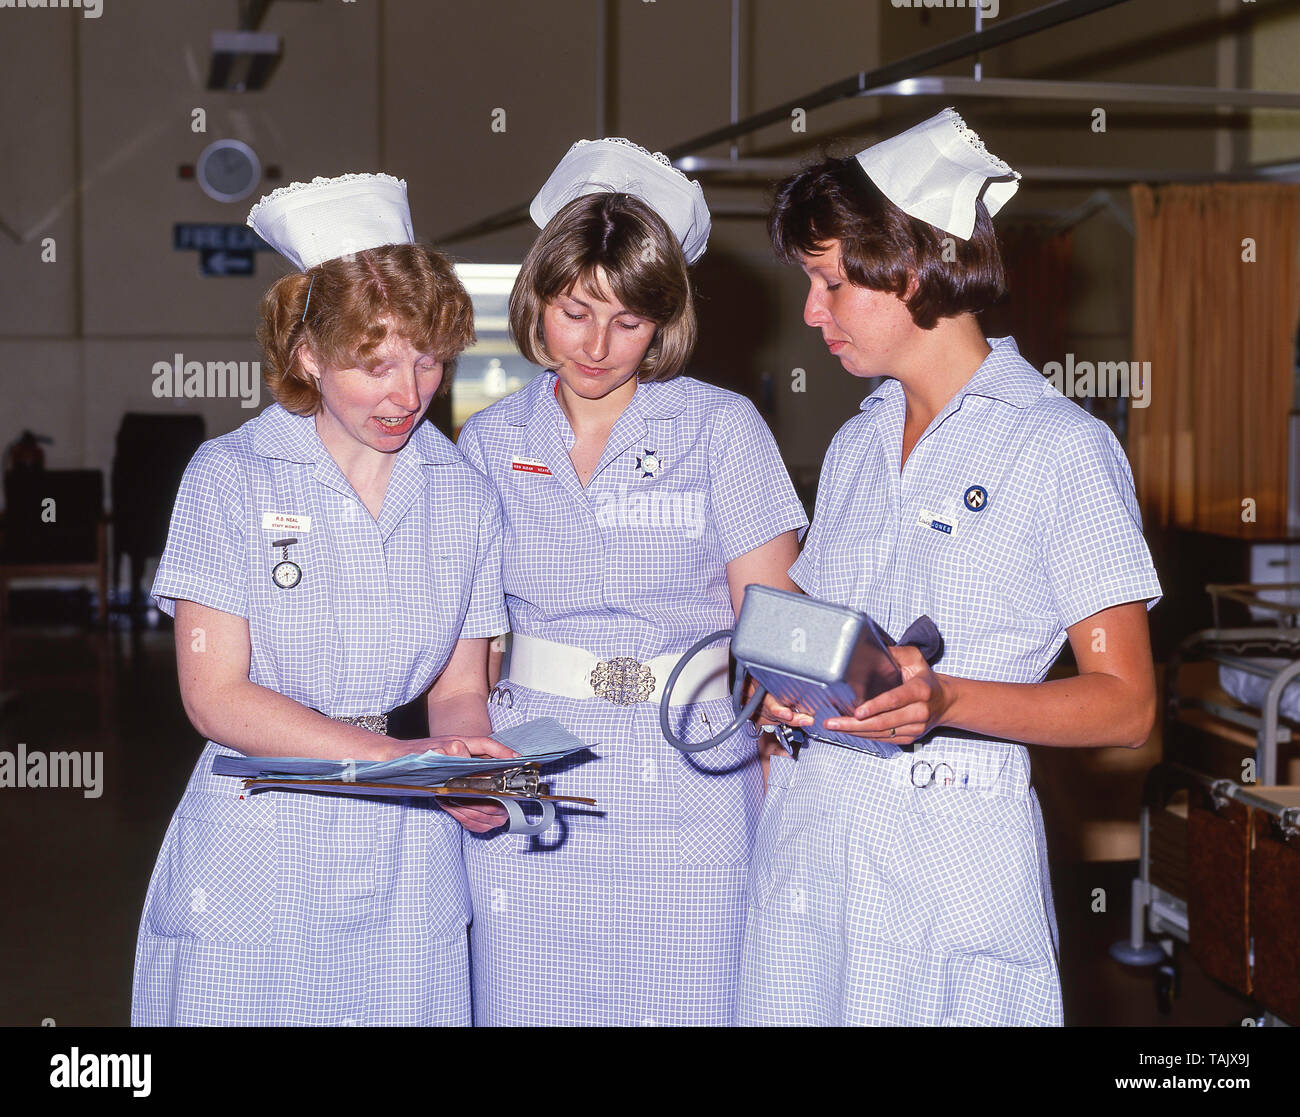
[458,138,808,1025]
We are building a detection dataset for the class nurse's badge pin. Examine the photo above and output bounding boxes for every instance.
[635,450,662,478]
[963,485,988,512]
[270,537,302,589]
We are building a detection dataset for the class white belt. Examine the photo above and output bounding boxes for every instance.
[504,632,731,706]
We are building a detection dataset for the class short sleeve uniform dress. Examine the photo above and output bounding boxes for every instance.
[457,372,808,1026]
[736,337,1162,1026]
[131,403,507,1026]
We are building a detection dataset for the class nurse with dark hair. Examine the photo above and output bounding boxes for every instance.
[739,110,1161,1026]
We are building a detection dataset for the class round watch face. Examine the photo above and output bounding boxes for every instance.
[271,559,301,589]
[196,139,261,203]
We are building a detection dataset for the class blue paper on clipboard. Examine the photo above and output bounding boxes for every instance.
[211,716,592,787]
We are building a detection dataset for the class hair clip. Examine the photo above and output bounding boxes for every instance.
[301,273,315,324]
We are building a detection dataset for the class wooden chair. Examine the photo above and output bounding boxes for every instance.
[0,469,109,625]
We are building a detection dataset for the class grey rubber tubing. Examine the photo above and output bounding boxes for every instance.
[658,629,766,754]
[488,795,556,836]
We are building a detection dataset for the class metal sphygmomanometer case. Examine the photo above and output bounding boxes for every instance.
[659,585,941,759]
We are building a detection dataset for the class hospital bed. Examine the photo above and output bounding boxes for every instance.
[1111,584,1300,1025]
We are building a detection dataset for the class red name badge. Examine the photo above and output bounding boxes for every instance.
[511,456,552,476]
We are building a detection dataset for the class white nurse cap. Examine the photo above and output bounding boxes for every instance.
[854,108,1020,241]
[246,172,415,272]
[529,137,712,264]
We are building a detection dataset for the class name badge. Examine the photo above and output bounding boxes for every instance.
[511,456,553,476]
[262,512,311,534]
[917,508,954,535]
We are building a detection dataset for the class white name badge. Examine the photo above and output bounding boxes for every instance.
[262,512,312,534]
[916,508,955,536]
[511,456,553,477]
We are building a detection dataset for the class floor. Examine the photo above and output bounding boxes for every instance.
[0,600,1270,1026]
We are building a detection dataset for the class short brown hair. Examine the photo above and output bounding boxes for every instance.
[768,155,1006,329]
[509,192,697,382]
[257,242,475,415]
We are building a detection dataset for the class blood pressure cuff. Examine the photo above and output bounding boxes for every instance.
[892,615,944,664]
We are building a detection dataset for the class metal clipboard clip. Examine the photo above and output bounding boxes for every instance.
[438,763,596,836]
[237,763,596,837]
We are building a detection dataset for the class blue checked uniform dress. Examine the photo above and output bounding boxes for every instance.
[457,372,807,1025]
[737,337,1162,1026]
[131,404,507,1026]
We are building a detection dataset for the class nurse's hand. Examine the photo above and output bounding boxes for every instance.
[758,691,815,730]
[363,735,516,763]
[822,645,953,745]
[425,736,518,833]
[439,798,511,833]
[425,735,518,761]
[365,735,518,831]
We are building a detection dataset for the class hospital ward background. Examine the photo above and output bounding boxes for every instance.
[1,0,1299,1030]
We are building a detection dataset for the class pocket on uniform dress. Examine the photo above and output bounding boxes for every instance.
[145,792,279,945]
[891,786,1052,967]
[901,783,1035,832]
[743,752,797,912]
[670,712,761,868]
[426,806,472,939]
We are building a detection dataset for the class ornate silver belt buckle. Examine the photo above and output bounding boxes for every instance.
[333,713,389,735]
[589,656,655,705]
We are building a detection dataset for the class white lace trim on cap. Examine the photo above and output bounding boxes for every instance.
[575,137,685,178]
[940,107,1018,179]
[246,172,409,225]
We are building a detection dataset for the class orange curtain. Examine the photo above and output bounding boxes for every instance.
[1130,183,1300,537]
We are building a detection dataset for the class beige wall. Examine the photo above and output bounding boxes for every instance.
[1248,0,1300,164]
[1,0,379,473]
[0,0,1290,487]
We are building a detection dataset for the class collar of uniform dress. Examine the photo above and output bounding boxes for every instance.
[250,402,461,465]
[502,370,689,425]
[858,336,1044,413]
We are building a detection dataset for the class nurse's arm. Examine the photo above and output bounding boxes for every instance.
[724,530,801,617]
[823,600,1157,750]
[726,530,802,780]
[943,601,1156,749]
[173,598,420,763]
[425,636,515,833]
[424,636,511,755]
